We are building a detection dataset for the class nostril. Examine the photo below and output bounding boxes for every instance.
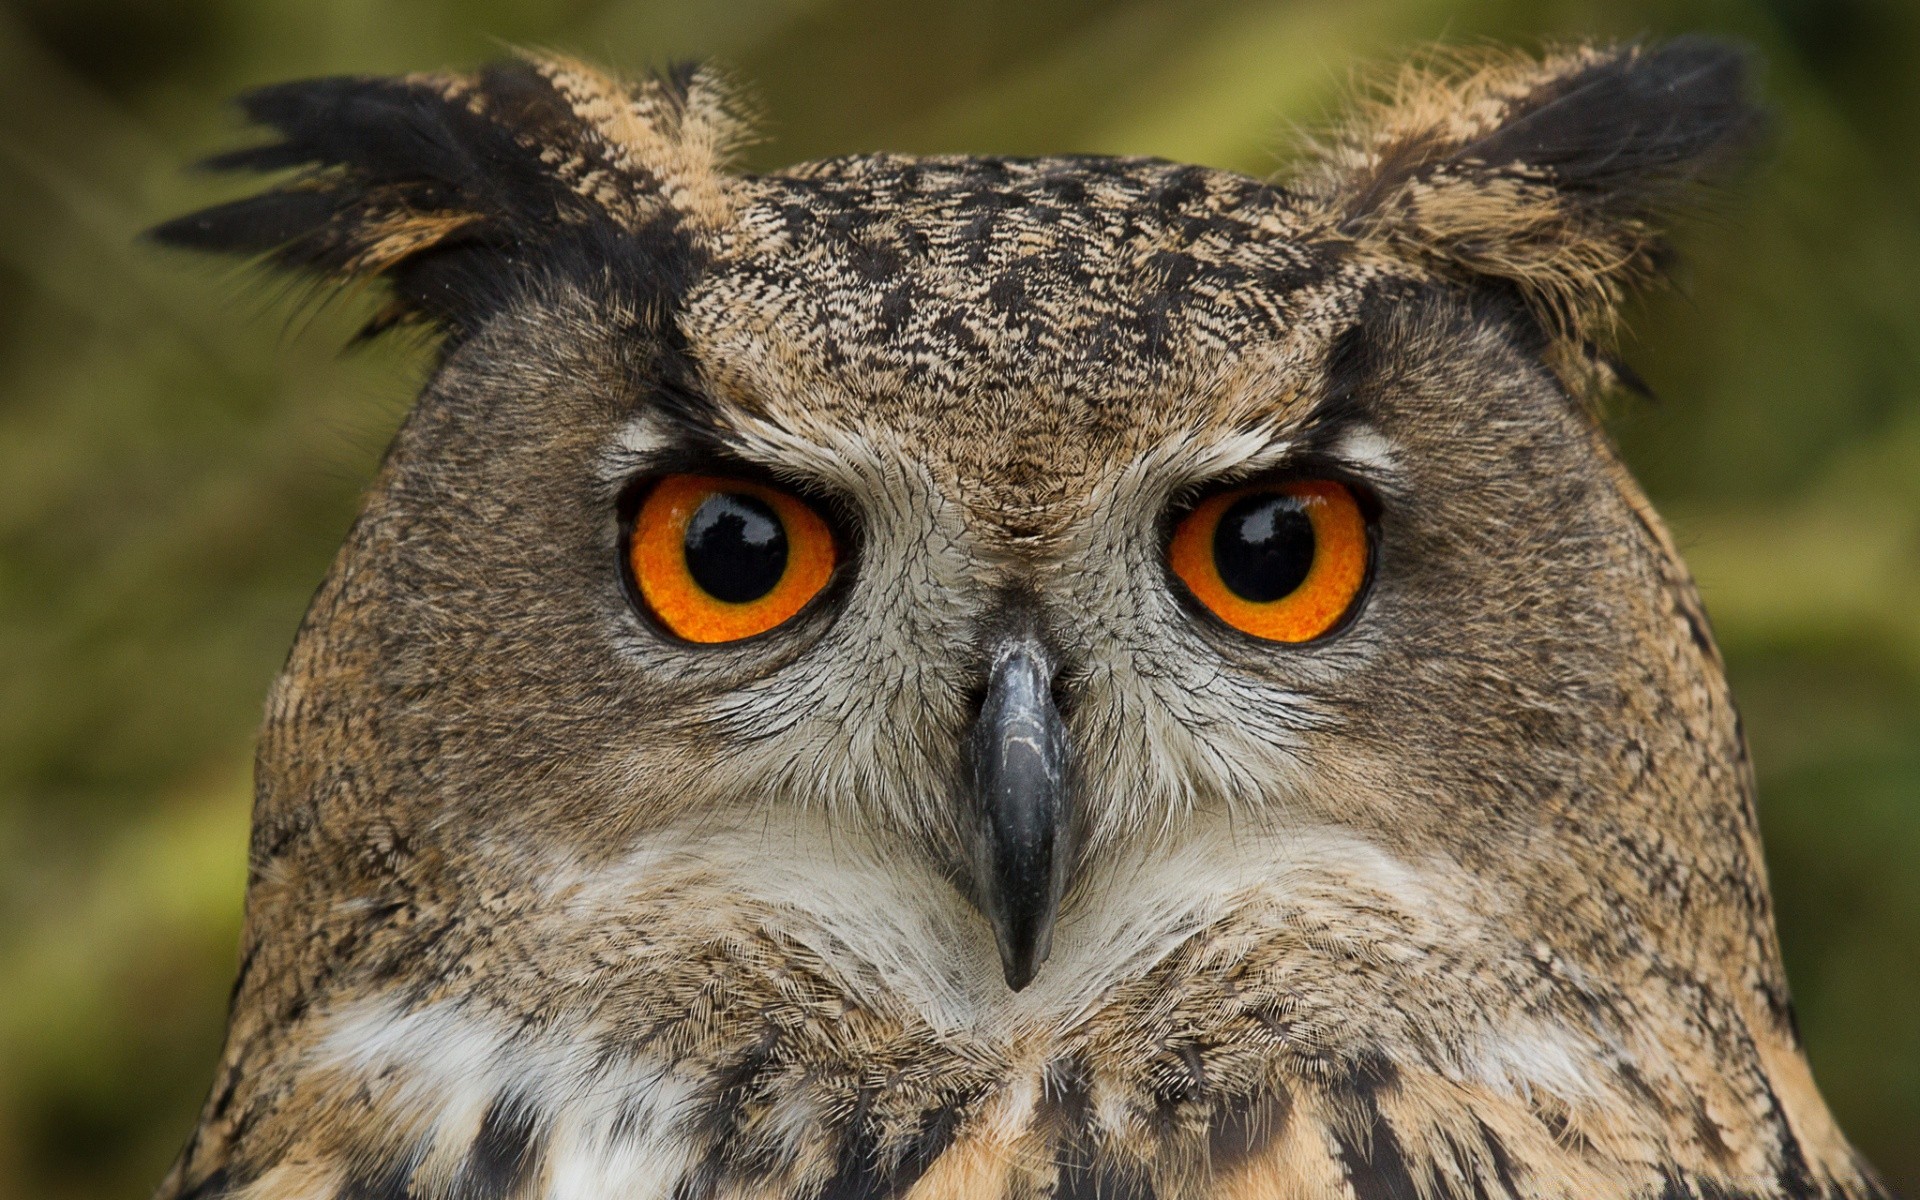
[1048,673,1077,721]
[959,678,991,722]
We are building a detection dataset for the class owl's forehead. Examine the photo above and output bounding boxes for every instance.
[681,154,1352,466]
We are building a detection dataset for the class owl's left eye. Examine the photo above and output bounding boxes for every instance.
[1168,478,1372,643]
[626,474,837,643]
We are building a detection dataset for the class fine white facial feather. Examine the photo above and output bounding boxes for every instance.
[537,804,1472,1038]
[598,412,678,491]
[1330,423,1400,480]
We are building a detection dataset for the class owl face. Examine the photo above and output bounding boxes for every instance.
[152,45,1879,1200]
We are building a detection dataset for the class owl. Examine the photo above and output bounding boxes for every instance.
[147,38,1892,1200]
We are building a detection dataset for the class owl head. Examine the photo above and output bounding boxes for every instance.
[152,42,1880,1200]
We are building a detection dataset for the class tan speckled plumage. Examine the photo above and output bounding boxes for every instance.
[148,41,1892,1200]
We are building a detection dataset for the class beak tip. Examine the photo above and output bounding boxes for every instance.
[995,912,1055,992]
[999,943,1046,992]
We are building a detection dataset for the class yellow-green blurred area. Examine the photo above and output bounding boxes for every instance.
[1,0,1917,1194]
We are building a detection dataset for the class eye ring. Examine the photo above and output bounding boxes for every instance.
[1168,478,1372,644]
[626,474,837,644]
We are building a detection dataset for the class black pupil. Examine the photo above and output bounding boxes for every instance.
[684,493,788,603]
[1213,492,1315,602]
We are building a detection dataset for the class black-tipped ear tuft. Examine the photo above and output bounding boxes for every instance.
[1299,39,1765,358]
[1460,38,1762,200]
[147,56,751,342]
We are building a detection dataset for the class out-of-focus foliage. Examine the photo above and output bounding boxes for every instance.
[0,0,1914,1194]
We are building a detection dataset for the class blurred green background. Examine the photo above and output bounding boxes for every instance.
[0,0,1915,1195]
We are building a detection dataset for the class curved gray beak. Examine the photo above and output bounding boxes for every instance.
[966,638,1071,991]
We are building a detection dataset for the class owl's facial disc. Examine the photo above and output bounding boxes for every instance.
[966,635,1072,991]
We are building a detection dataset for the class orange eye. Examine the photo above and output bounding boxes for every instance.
[1168,479,1370,643]
[628,474,837,643]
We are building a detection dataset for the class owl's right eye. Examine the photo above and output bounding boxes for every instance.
[626,474,837,643]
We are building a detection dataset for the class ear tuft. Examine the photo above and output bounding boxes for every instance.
[147,56,751,340]
[1298,39,1765,353]
[529,54,757,232]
